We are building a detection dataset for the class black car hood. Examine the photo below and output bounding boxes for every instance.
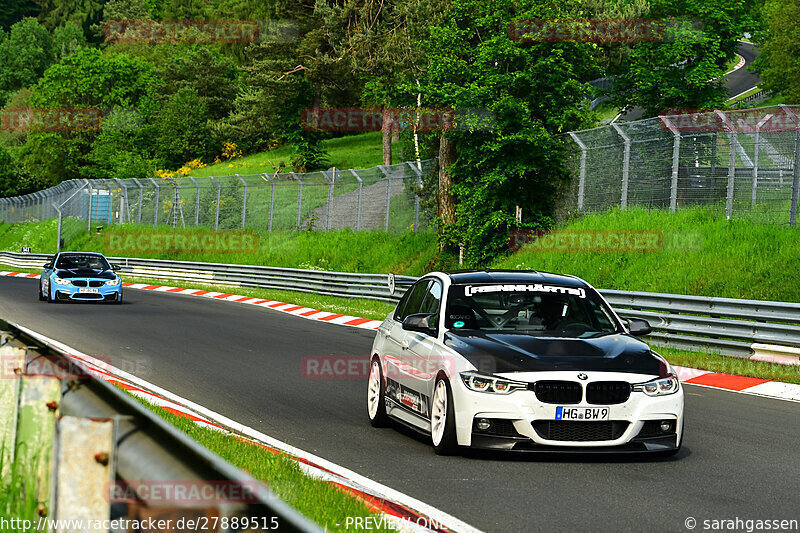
[54,268,116,280]
[444,331,661,375]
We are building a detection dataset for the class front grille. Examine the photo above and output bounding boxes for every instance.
[586,381,631,404]
[532,421,629,442]
[71,280,87,287]
[531,381,582,404]
[74,293,103,299]
[89,280,104,288]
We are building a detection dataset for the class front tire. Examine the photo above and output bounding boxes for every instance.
[38,281,46,301]
[431,377,458,455]
[46,284,55,303]
[367,358,389,427]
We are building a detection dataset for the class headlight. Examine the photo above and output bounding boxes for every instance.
[104,278,120,286]
[633,376,679,396]
[460,372,527,394]
[52,277,70,285]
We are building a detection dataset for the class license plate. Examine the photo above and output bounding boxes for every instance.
[555,406,609,421]
[78,288,99,293]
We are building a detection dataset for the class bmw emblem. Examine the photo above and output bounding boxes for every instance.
[577,373,588,380]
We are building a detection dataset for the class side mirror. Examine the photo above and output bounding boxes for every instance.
[43,263,51,269]
[402,313,437,336]
[111,264,121,271]
[626,318,652,337]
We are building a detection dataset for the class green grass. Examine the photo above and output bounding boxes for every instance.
[726,85,762,106]
[0,221,439,276]
[593,101,621,121]
[493,206,800,302]
[126,392,395,532]
[759,93,787,107]
[191,132,385,177]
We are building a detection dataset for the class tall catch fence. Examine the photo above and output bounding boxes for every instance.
[0,159,438,249]
[562,105,800,224]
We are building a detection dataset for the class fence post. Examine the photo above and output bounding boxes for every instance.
[752,114,772,207]
[290,172,302,230]
[188,176,200,226]
[568,132,587,211]
[322,170,333,231]
[209,176,220,230]
[378,165,391,231]
[54,204,62,252]
[611,123,631,209]
[262,173,275,232]
[715,111,737,219]
[350,169,363,231]
[86,180,93,231]
[236,174,247,229]
[659,117,681,212]
[783,106,800,225]
[148,178,160,226]
[406,161,423,231]
[102,180,113,224]
[131,178,143,224]
[114,178,130,224]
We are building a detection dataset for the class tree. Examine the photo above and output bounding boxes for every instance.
[22,47,160,182]
[0,0,39,30]
[0,18,53,105]
[52,20,86,59]
[422,0,598,264]
[753,0,800,104]
[152,86,217,167]
[33,0,104,31]
[609,0,757,116]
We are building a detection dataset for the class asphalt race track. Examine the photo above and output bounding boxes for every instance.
[1,277,798,532]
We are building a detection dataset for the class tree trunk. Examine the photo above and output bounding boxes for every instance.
[382,107,392,166]
[438,133,456,228]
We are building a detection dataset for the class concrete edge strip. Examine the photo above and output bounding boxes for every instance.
[15,323,482,533]
[6,271,800,403]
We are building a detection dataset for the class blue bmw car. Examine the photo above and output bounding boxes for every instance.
[39,252,123,304]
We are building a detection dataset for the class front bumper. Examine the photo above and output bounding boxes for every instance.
[451,371,683,453]
[53,283,122,302]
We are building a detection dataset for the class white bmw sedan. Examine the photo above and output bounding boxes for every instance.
[368,270,683,456]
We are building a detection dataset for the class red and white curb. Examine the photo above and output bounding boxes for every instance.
[4,269,800,403]
[16,324,480,533]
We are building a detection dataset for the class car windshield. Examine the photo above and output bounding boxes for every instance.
[445,283,620,338]
[56,254,110,271]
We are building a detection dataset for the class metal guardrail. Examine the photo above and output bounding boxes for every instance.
[1,251,799,357]
[0,318,321,532]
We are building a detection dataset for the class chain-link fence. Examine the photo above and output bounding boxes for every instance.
[561,105,800,224]
[0,159,438,250]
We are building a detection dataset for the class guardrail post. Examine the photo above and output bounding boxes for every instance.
[322,169,334,231]
[406,161,423,231]
[188,176,200,226]
[0,346,25,478]
[262,173,275,232]
[148,178,160,226]
[752,114,772,207]
[568,132,587,211]
[17,376,61,517]
[55,417,114,526]
[350,169,363,231]
[659,117,681,212]
[611,123,631,209]
[290,172,302,230]
[236,174,247,229]
[209,176,220,230]
[378,165,391,231]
